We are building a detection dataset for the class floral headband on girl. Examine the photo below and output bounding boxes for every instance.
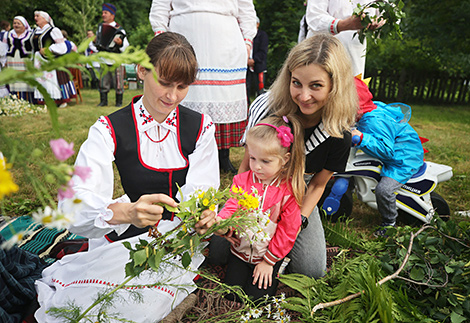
[256,116,294,148]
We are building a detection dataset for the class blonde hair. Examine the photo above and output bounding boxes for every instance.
[269,34,358,138]
[246,114,305,205]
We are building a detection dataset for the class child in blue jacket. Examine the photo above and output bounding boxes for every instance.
[352,100,424,236]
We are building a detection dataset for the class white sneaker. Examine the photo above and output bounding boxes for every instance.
[59,102,68,108]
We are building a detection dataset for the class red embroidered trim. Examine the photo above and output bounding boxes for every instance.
[192,79,246,86]
[330,19,336,35]
[51,278,175,296]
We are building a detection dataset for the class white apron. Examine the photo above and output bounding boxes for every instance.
[35,219,205,322]
[33,52,61,101]
[169,12,248,123]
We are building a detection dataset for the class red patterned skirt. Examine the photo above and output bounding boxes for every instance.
[215,120,247,150]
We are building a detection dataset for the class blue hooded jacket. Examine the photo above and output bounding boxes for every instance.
[357,102,424,184]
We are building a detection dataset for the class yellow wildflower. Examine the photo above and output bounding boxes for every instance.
[0,158,19,200]
[202,198,209,206]
[231,185,239,193]
[209,204,216,211]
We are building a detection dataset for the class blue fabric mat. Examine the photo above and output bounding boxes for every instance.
[0,215,85,264]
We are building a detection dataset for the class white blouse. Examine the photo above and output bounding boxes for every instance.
[149,0,257,43]
[306,0,378,35]
[59,97,219,240]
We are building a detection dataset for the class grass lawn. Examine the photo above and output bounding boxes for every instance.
[1,89,469,233]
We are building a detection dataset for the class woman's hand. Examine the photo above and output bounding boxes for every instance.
[108,193,177,227]
[194,209,216,235]
[252,260,274,289]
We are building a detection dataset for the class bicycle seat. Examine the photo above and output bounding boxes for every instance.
[411,162,427,178]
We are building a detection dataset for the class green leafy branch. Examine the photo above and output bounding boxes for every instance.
[59,186,264,322]
[279,217,470,322]
[353,0,406,44]
[124,186,262,277]
[0,38,152,136]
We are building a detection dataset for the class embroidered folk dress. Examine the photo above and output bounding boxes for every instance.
[150,0,257,148]
[35,96,219,322]
[31,23,76,104]
[3,28,35,101]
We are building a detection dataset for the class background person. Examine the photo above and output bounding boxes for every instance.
[0,20,10,97]
[246,16,269,105]
[149,0,257,173]
[31,11,76,108]
[35,32,219,322]
[95,3,129,107]
[305,0,385,77]
[84,30,100,89]
[2,16,35,102]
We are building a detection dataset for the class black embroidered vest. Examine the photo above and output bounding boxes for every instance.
[104,96,203,241]
[31,26,54,53]
[6,31,33,58]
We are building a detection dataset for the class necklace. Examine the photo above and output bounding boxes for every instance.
[145,129,170,143]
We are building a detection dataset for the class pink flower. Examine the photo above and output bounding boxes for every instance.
[277,126,294,148]
[50,139,74,161]
[74,166,92,182]
[58,179,75,200]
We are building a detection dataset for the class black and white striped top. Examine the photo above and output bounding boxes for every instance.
[241,91,331,155]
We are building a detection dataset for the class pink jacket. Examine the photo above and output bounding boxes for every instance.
[218,171,301,265]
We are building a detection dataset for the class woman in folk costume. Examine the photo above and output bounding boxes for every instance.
[149,0,257,173]
[35,32,219,322]
[2,16,35,102]
[31,11,76,108]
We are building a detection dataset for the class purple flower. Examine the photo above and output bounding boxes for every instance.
[50,139,74,161]
[74,166,92,182]
[58,179,75,200]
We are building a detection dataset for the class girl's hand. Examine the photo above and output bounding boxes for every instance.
[252,260,274,289]
[223,229,241,247]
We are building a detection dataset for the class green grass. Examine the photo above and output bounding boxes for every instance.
[1,91,469,231]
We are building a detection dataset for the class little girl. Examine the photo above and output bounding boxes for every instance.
[216,114,305,301]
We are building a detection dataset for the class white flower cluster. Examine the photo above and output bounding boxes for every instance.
[32,200,80,230]
[240,293,291,322]
[0,95,47,117]
[236,186,272,245]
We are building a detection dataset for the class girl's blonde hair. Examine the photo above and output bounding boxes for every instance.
[269,33,358,138]
[245,114,305,205]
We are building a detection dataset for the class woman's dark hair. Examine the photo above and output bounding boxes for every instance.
[145,32,198,85]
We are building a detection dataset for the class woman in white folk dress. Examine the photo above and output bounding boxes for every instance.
[149,0,257,173]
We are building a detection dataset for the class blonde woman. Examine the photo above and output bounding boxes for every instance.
[235,33,358,278]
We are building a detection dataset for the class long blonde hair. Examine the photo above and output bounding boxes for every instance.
[269,34,357,138]
[245,114,305,205]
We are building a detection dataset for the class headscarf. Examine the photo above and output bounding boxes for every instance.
[34,11,54,27]
[102,3,117,15]
[13,16,31,31]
